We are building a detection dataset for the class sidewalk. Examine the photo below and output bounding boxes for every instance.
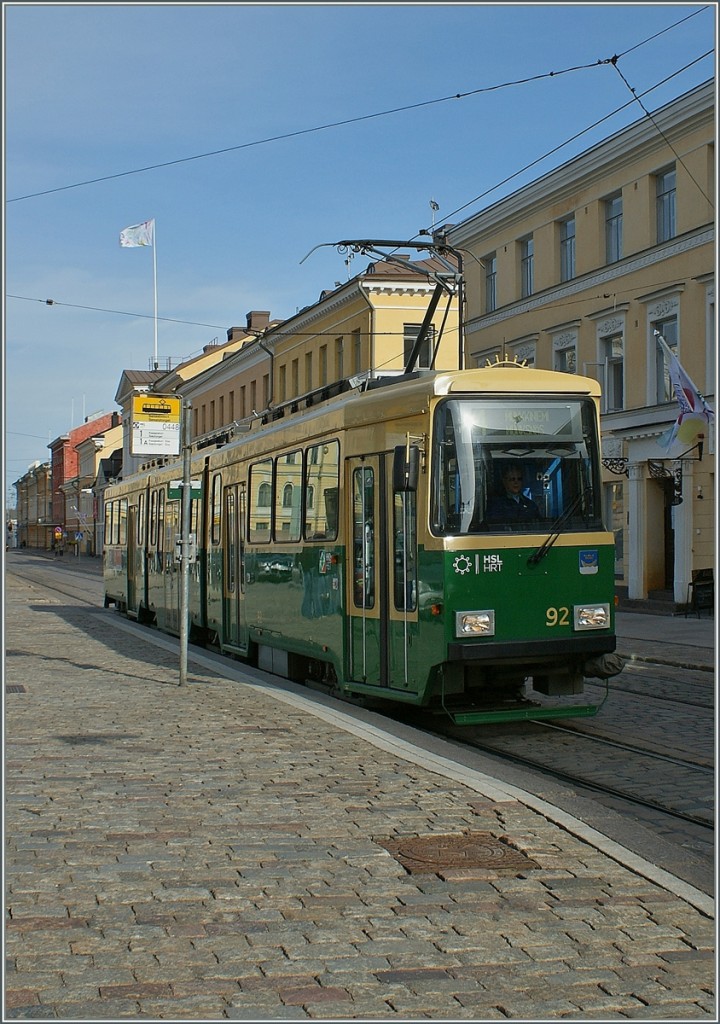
[4,569,715,1020]
[615,610,715,673]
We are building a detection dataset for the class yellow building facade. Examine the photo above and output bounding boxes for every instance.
[14,461,52,550]
[183,256,460,446]
[450,80,714,606]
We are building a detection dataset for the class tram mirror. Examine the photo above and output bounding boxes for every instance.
[393,445,420,492]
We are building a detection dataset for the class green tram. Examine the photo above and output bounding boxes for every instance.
[103,365,622,724]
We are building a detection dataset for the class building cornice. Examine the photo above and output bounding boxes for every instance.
[451,81,713,247]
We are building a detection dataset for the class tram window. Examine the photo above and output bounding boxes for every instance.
[393,491,417,612]
[275,450,302,542]
[304,440,339,541]
[149,490,158,546]
[137,492,145,545]
[249,459,273,542]
[112,501,120,545]
[118,499,128,546]
[191,497,200,537]
[352,466,375,609]
[226,489,236,592]
[211,473,222,545]
[158,491,165,555]
[104,501,113,547]
[431,397,602,536]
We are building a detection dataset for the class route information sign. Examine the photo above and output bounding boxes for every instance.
[131,395,182,456]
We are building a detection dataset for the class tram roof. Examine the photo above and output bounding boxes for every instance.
[112,364,601,487]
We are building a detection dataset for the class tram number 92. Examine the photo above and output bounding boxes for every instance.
[545,606,570,627]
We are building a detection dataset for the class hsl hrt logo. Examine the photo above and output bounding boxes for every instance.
[484,554,503,572]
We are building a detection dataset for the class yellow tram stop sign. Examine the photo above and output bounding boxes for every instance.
[130,394,182,457]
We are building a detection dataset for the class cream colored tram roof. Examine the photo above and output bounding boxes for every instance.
[210,366,600,467]
[107,367,601,489]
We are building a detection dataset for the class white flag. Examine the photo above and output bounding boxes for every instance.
[655,331,714,449]
[119,219,154,247]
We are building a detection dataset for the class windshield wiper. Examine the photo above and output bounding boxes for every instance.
[527,488,591,567]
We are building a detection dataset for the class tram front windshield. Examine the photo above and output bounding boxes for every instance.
[431,397,603,535]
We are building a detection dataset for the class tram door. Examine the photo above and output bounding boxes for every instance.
[347,455,420,691]
[164,500,181,633]
[223,483,248,652]
[127,505,137,613]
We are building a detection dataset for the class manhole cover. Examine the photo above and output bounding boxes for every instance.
[377,831,539,876]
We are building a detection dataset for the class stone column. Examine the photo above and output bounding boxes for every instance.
[627,462,646,600]
[672,459,694,605]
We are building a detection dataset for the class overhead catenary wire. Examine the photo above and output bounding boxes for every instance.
[4,61,615,203]
[415,52,713,236]
[609,57,714,205]
[6,5,711,204]
[6,293,226,330]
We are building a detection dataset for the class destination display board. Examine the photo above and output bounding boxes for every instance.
[131,395,182,456]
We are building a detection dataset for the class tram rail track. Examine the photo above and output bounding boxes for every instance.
[458,728,714,828]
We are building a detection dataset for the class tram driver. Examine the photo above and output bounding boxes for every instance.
[484,464,540,526]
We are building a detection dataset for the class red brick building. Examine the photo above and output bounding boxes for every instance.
[48,412,120,530]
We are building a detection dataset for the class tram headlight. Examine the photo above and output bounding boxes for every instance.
[455,610,495,637]
[574,603,610,630]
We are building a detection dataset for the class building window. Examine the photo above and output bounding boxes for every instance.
[305,352,313,391]
[240,386,246,419]
[229,391,234,421]
[520,236,534,298]
[485,253,497,312]
[263,374,270,408]
[319,344,328,386]
[554,343,576,374]
[219,396,224,425]
[603,334,624,412]
[335,337,344,381]
[656,166,676,244]
[250,380,257,413]
[257,481,271,507]
[654,316,678,404]
[560,217,575,282]
[605,194,623,264]
[404,323,436,369]
[291,359,299,396]
[352,329,362,374]
[279,365,286,403]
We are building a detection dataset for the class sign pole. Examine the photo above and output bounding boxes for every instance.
[179,400,192,686]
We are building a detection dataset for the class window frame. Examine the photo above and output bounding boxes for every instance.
[520,236,534,298]
[605,193,623,264]
[656,166,676,244]
[559,216,576,282]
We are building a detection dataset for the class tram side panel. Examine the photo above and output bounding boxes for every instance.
[241,437,345,680]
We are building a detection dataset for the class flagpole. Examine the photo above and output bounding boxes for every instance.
[152,222,158,370]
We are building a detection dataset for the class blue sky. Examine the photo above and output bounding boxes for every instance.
[3,1,716,507]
